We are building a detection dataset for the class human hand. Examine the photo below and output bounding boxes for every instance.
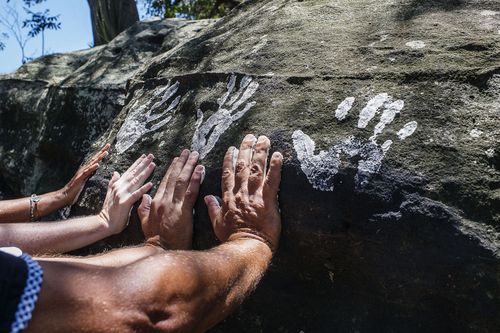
[60,143,111,206]
[138,150,205,250]
[98,154,155,235]
[204,134,283,252]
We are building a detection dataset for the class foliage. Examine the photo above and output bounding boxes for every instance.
[22,8,60,38]
[142,0,241,19]
[22,7,60,55]
[1,0,60,63]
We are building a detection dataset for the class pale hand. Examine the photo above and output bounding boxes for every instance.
[99,153,156,235]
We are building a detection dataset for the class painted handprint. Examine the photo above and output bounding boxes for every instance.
[192,73,259,159]
[115,81,181,154]
[293,93,418,191]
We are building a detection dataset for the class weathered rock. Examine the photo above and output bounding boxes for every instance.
[0,18,214,198]
[3,0,500,331]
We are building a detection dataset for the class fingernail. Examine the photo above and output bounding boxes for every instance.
[210,195,221,207]
[141,154,146,158]
[199,165,205,184]
[150,162,156,168]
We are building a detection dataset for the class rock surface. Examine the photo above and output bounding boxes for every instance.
[0,18,214,198]
[2,0,500,332]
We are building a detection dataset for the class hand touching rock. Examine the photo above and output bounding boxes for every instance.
[138,150,205,250]
[204,134,283,252]
[99,154,155,235]
[60,143,111,206]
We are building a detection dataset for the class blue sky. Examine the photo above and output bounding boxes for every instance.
[0,0,148,74]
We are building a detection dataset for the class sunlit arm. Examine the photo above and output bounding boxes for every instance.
[27,238,272,333]
[0,215,114,255]
[0,190,69,223]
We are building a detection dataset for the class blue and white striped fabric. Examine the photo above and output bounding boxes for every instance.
[9,253,43,333]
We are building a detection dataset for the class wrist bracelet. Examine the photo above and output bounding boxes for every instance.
[29,194,41,222]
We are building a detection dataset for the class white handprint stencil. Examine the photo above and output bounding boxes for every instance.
[192,73,259,159]
[293,94,417,191]
[115,81,181,154]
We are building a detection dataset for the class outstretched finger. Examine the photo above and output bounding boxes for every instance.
[106,171,120,196]
[156,157,178,198]
[88,143,110,164]
[263,152,283,201]
[173,151,200,202]
[82,163,99,179]
[127,182,153,205]
[130,161,156,191]
[127,154,155,180]
[234,134,257,193]
[248,136,270,194]
[221,146,237,196]
[109,171,120,187]
[138,194,152,227]
[183,165,205,207]
[165,149,190,198]
[204,195,221,225]
[124,154,147,175]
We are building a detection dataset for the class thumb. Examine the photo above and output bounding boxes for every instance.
[108,171,120,188]
[138,194,152,225]
[204,195,221,226]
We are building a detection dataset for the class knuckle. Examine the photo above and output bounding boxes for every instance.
[222,168,233,178]
[234,193,245,204]
[185,190,195,200]
[248,174,262,186]
[235,161,247,173]
[249,197,264,209]
[175,177,188,188]
[250,164,263,176]
[222,192,232,204]
[156,205,166,216]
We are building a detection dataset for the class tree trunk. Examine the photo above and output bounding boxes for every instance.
[87,0,139,46]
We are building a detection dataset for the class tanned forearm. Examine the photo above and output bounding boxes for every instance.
[28,239,272,333]
[50,243,164,267]
[192,238,273,332]
[0,215,113,255]
[127,238,273,333]
[0,189,69,223]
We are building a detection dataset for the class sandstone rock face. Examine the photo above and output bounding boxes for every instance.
[2,0,500,331]
[0,18,214,198]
